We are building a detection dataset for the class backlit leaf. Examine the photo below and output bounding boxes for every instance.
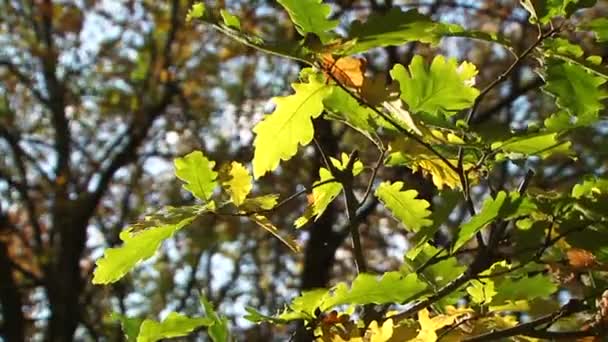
[288,289,327,319]
[136,312,212,342]
[571,177,608,199]
[543,60,607,120]
[174,151,218,201]
[406,244,465,288]
[251,215,301,253]
[270,273,426,322]
[220,161,252,206]
[467,279,497,305]
[294,167,340,228]
[386,141,478,190]
[520,0,597,24]
[277,0,338,42]
[323,85,394,135]
[320,272,427,310]
[320,54,366,88]
[346,8,449,54]
[111,313,142,342]
[364,319,394,342]
[542,38,584,58]
[390,55,479,117]
[491,274,558,305]
[92,206,208,284]
[200,293,230,342]
[220,9,241,30]
[544,110,597,132]
[187,3,205,21]
[566,248,597,269]
[240,194,279,212]
[407,190,461,259]
[375,181,432,232]
[245,289,327,323]
[583,17,608,42]
[544,53,608,80]
[453,192,536,252]
[415,308,462,342]
[491,132,572,158]
[295,154,362,228]
[252,74,330,178]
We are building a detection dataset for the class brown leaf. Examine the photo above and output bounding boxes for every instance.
[359,73,399,106]
[567,248,597,269]
[320,54,366,89]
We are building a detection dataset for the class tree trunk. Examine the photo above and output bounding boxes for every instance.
[295,119,343,341]
[46,198,89,342]
[0,213,26,342]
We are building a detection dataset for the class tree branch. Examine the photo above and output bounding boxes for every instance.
[463,299,589,341]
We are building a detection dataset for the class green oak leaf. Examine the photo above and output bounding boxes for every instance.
[244,307,286,324]
[346,8,447,53]
[92,205,211,284]
[345,8,509,54]
[288,289,327,319]
[542,38,584,58]
[277,0,338,43]
[248,273,426,322]
[453,192,536,252]
[572,177,608,199]
[220,9,241,30]
[543,61,607,120]
[186,3,205,21]
[220,161,252,206]
[295,153,363,228]
[544,110,597,131]
[174,151,218,201]
[407,191,460,259]
[252,74,330,179]
[136,312,212,342]
[294,167,340,228]
[323,85,394,135]
[467,279,497,305]
[246,289,326,323]
[491,132,572,159]
[320,272,427,311]
[375,181,433,232]
[543,52,608,80]
[583,17,608,42]
[240,194,279,212]
[406,243,465,288]
[200,294,230,342]
[390,55,479,118]
[111,313,143,342]
[521,0,597,24]
[491,274,558,305]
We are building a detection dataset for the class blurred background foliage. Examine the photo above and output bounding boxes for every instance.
[0,0,607,340]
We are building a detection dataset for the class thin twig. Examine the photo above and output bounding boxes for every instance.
[465,26,559,125]
[463,299,588,341]
[455,25,557,249]
[313,136,333,171]
[359,150,385,206]
[216,178,339,217]
[339,151,368,274]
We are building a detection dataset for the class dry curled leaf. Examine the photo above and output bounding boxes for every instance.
[320,54,366,88]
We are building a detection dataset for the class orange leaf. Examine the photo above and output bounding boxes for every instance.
[320,54,366,88]
[567,248,597,269]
